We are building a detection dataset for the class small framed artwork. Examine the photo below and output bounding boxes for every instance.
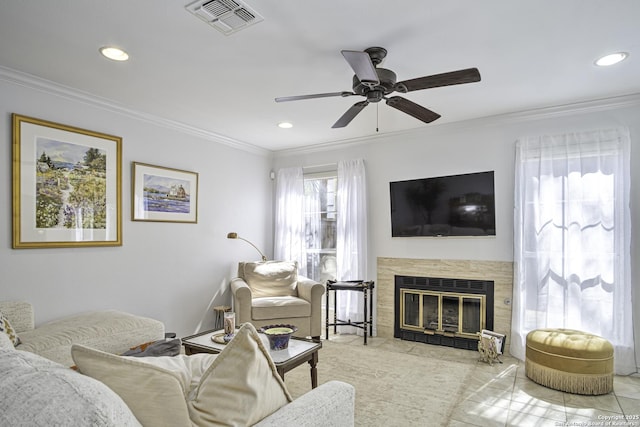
[12,114,122,249]
[132,162,198,223]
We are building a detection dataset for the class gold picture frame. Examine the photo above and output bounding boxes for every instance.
[12,114,122,248]
[131,162,198,223]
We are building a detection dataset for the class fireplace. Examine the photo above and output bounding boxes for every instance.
[377,258,513,353]
[394,275,494,350]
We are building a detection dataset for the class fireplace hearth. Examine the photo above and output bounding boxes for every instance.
[394,275,494,350]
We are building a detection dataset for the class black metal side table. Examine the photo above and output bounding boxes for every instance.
[325,280,375,345]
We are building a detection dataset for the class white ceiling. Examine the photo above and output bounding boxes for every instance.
[1,1,639,152]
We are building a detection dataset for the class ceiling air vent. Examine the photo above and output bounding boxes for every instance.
[186,0,264,35]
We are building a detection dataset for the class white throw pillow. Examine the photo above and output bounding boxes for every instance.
[242,260,298,298]
[71,345,216,426]
[188,322,292,426]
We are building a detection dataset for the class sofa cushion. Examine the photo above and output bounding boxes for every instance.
[18,309,165,367]
[242,260,298,298]
[72,344,216,426]
[0,349,141,427]
[0,311,20,346]
[252,296,311,320]
[188,322,293,426]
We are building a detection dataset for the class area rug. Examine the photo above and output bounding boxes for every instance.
[283,339,475,427]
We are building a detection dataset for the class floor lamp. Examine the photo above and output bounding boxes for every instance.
[226,232,267,261]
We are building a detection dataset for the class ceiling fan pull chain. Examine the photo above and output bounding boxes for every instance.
[376,103,379,132]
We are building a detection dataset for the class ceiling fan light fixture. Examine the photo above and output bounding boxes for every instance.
[100,46,129,62]
[278,122,293,129]
[595,52,628,67]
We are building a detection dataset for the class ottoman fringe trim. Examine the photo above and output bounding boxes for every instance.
[525,359,613,395]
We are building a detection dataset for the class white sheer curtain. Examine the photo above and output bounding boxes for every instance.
[512,127,635,374]
[274,167,306,275]
[303,180,322,268]
[336,159,368,334]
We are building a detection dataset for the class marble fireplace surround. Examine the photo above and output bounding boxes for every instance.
[377,257,514,353]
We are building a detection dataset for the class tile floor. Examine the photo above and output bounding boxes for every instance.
[327,332,640,427]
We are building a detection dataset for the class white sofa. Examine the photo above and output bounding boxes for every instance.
[0,301,165,367]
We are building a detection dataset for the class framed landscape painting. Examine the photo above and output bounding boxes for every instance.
[12,114,122,248]
[132,162,198,223]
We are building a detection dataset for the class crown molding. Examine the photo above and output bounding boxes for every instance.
[274,92,640,157]
[0,66,270,157]
[3,65,638,159]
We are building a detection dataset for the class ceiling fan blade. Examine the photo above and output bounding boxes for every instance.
[341,50,379,86]
[275,91,355,103]
[386,96,441,124]
[332,101,369,128]
[395,68,481,92]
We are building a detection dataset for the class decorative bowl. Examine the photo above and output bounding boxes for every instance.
[260,324,298,350]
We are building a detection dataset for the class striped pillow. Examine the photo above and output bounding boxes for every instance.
[0,311,21,347]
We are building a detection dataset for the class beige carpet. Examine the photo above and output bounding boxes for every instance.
[283,339,475,427]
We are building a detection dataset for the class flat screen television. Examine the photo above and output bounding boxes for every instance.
[390,171,496,237]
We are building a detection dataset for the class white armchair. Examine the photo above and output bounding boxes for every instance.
[231,261,325,340]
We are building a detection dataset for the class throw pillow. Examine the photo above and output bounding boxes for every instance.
[0,311,20,347]
[71,344,200,426]
[188,322,293,426]
[242,260,298,298]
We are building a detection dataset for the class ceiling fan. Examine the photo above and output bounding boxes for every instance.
[275,47,481,128]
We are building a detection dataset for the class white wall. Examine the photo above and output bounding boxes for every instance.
[0,76,274,338]
[272,96,640,370]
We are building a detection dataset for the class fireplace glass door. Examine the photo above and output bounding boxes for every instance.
[400,289,485,338]
[423,294,439,331]
[462,297,481,334]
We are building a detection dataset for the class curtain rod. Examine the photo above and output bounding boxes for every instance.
[302,162,337,172]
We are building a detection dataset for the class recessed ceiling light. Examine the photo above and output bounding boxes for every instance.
[100,46,129,62]
[595,52,628,67]
[278,122,293,129]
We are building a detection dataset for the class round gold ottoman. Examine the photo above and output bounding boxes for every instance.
[525,328,613,395]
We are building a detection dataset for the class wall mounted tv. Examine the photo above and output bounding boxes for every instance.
[390,171,496,237]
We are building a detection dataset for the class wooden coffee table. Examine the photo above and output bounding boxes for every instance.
[181,329,322,388]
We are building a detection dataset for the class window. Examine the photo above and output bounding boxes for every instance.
[303,172,337,283]
[274,160,367,334]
